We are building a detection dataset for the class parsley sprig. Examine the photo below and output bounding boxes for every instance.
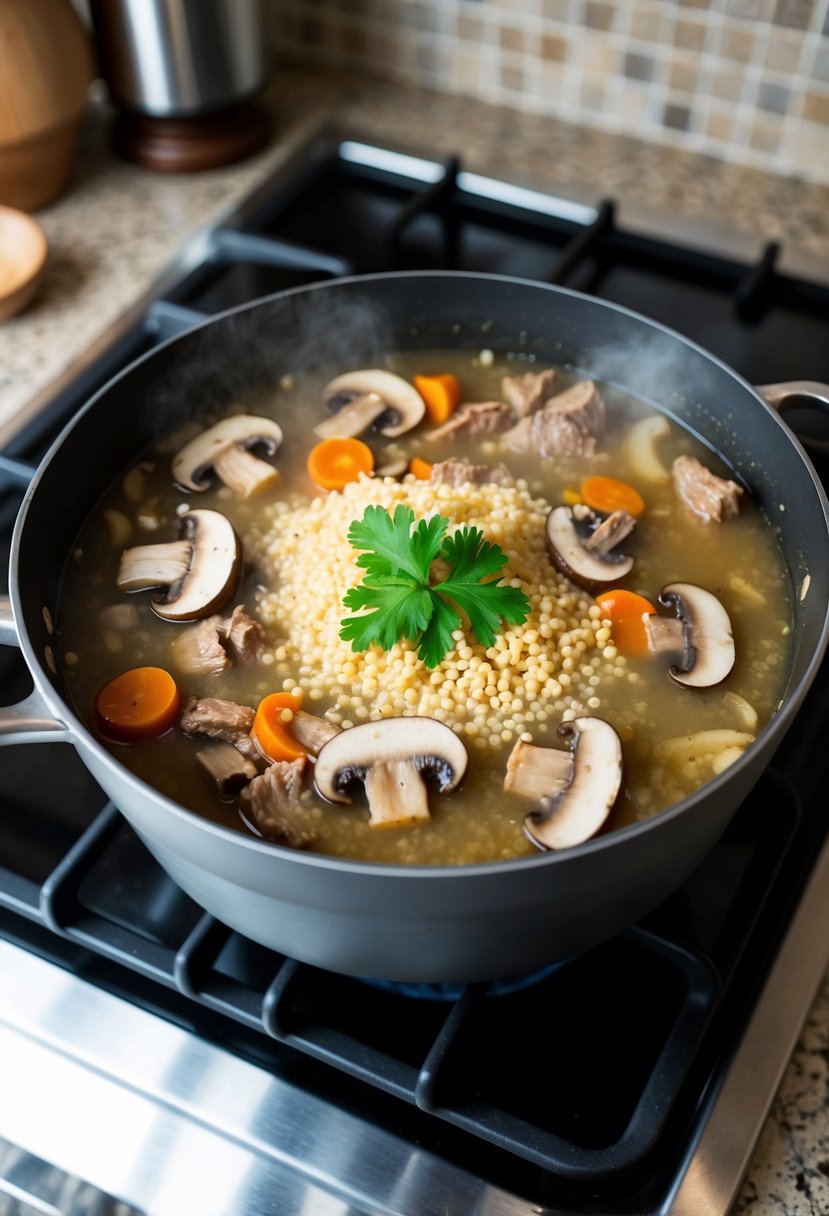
[340,504,531,668]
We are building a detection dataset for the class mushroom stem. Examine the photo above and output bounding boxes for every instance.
[213,444,280,497]
[290,711,341,757]
[504,739,572,801]
[363,759,432,828]
[314,393,388,440]
[644,614,685,655]
[117,540,193,591]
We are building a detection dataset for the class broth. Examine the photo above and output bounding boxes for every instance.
[58,349,792,865]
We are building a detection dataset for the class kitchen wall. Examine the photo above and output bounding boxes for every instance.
[267,0,829,184]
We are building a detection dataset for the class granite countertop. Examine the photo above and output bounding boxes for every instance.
[2,63,828,1214]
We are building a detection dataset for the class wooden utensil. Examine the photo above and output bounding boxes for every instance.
[0,205,47,321]
[0,0,93,211]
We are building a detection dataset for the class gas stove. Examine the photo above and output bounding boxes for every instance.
[1,130,828,1216]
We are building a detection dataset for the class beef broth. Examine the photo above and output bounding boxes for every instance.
[57,349,792,865]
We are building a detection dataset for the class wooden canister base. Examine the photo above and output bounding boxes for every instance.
[115,101,272,173]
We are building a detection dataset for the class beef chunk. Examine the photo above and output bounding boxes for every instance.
[427,401,514,443]
[239,758,316,849]
[170,605,265,676]
[672,455,743,523]
[503,380,605,459]
[501,368,557,417]
[181,696,258,760]
[196,742,257,798]
[222,605,265,663]
[430,460,513,487]
[584,509,637,556]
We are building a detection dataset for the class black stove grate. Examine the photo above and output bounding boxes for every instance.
[2,131,829,1214]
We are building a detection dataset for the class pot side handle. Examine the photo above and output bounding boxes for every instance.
[0,594,71,745]
[756,381,829,416]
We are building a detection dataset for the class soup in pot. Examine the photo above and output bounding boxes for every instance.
[57,348,792,865]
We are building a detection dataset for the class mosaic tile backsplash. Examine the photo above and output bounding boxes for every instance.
[267,0,829,184]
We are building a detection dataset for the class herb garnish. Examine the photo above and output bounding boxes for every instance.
[340,504,531,668]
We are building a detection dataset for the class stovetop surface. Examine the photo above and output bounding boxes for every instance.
[2,132,829,1216]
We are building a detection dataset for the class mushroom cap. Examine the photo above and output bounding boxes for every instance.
[314,716,468,805]
[658,581,735,688]
[152,509,242,622]
[172,415,283,492]
[322,370,425,438]
[524,717,624,851]
[545,505,634,592]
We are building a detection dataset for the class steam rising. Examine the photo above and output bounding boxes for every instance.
[144,283,394,433]
[569,325,752,474]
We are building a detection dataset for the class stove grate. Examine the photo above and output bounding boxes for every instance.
[0,766,807,1182]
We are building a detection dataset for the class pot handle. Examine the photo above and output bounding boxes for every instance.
[756,380,829,416]
[0,594,71,744]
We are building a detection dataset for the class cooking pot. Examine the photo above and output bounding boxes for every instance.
[2,273,828,983]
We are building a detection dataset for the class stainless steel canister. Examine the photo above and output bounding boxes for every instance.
[89,0,266,117]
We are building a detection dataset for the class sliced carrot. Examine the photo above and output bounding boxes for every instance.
[595,589,657,659]
[307,437,374,491]
[414,373,462,426]
[252,690,306,762]
[409,456,433,480]
[95,666,180,742]
[581,475,646,517]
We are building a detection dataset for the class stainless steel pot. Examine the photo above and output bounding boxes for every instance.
[89,0,266,117]
[2,272,828,983]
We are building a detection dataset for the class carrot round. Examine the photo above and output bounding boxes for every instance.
[409,456,433,480]
[307,438,374,491]
[581,475,646,517]
[595,589,657,658]
[414,373,462,426]
[252,690,306,762]
[95,666,180,742]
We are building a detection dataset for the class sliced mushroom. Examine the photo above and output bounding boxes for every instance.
[546,505,635,591]
[515,717,624,851]
[644,582,735,688]
[172,415,283,497]
[314,370,425,440]
[117,508,241,622]
[314,717,467,829]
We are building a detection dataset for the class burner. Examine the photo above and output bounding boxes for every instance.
[357,960,571,1002]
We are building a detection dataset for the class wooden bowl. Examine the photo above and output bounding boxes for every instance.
[0,206,47,321]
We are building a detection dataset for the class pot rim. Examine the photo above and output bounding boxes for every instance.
[10,269,829,879]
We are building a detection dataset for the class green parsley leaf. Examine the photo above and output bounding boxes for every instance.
[418,594,462,670]
[346,504,444,583]
[438,527,531,649]
[340,505,531,667]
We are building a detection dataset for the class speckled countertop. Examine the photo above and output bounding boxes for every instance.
[2,63,828,1214]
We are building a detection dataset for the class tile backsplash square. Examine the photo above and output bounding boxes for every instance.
[268,0,829,183]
